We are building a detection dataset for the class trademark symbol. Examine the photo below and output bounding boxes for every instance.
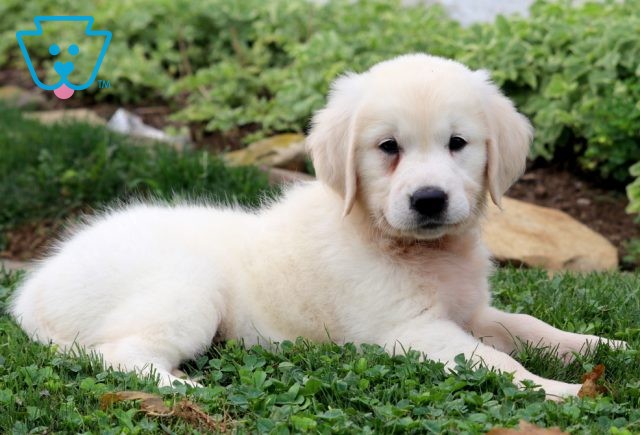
[98,80,110,89]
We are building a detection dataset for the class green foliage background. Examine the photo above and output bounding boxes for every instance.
[2,0,640,210]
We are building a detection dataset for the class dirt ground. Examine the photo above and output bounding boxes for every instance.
[507,166,639,267]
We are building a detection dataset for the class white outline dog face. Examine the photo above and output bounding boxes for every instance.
[307,54,532,241]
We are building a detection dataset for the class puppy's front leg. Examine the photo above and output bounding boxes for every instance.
[469,307,626,361]
[383,316,581,400]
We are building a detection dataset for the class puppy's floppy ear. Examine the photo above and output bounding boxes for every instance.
[306,72,365,216]
[475,70,533,206]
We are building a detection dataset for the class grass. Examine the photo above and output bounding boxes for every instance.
[0,105,274,253]
[1,268,639,433]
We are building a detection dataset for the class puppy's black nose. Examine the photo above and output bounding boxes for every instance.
[410,187,448,218]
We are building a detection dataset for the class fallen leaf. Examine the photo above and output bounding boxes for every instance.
[578,364,607,398]
[100,391,170,415]
[487,420,568,434]
[101,390,226,432]
[174,399,226,432]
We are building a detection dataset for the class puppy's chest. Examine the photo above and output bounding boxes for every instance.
[392,244,490,326]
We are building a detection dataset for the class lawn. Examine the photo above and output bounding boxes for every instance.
[0,106,274,259]
[1,268,639,433]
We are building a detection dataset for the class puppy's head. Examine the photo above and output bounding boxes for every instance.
[307,54,532,240]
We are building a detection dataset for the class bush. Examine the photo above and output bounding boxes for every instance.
[2,0,640,210]
[627,162,640,215]
[460,1,640,183]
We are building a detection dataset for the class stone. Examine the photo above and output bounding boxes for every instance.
[107,108,190,150]
[576,198,591,206]
[0,85,47,109]
[482,197,618,272]
[24,109,106,126]
[262,167,314,185]
[224,134,307,171]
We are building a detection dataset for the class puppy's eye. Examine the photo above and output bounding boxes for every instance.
[379,138,400,155]
[448,136,467,152]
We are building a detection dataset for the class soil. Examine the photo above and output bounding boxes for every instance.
[507,165,639,268]
[0,220,65,261]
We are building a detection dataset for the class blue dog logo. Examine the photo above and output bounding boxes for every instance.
[16,16,111,100]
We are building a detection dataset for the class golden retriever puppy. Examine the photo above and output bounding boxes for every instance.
[10,54,624,399]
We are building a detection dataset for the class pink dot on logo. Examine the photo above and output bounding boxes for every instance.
[53,84,74,99]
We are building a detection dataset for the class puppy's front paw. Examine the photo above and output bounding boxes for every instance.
[559,335,628,363]
[540,381,582,402]
[604,338,628,351]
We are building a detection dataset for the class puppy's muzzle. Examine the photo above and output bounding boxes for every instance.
[410,187,448,224]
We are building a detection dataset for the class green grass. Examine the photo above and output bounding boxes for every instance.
[0,105,274,252]
[1,268,638,433]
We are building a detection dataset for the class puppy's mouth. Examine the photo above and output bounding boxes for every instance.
[378,213,461,240]
[419,221,446,230]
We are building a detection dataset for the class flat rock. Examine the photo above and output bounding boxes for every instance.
[262,167,314,185]
[24,109,106,126]
[225,134,307,171]
[0,85,46,109]
[107,108,190,150]
[482,197,618,272]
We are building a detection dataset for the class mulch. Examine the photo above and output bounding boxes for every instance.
[507,166,639,268]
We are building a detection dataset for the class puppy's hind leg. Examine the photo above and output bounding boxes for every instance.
[95,336,202,387]
[90,273,225,387]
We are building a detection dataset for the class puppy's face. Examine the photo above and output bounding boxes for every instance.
[355,71,490,240]
[307,54,532,241]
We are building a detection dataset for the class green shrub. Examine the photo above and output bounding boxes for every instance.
[627,162,640,215]
[0,0,460,132]
[2,0,640,210]
[622,237,640,267]
[460,1,640,184]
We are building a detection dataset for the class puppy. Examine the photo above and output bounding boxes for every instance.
[10,54,623,399]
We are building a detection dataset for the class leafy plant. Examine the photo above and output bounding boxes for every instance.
[627,163,640,215]
[622,237,640,268]
[460,0,640,184]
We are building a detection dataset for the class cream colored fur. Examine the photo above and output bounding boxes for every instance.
[10,54,624,399]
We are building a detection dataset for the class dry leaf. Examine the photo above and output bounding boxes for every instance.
[101,390,225,432]
[174,399,226,432]
[487,420,568,434]
[578,364,607,398]
[100,391,171,415]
